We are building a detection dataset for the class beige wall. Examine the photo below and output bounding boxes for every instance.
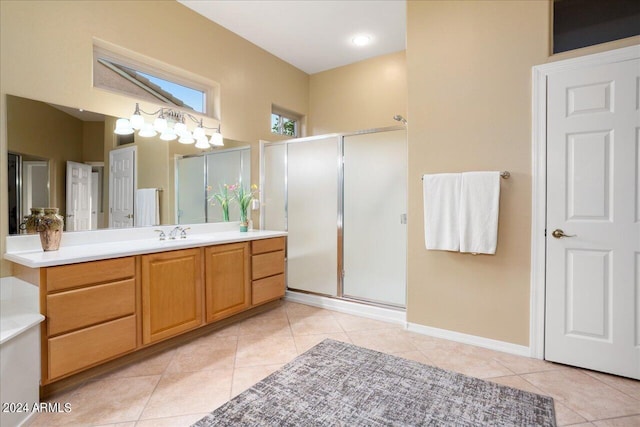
[308,51,407,134]
[406,0,550,346]
[82,122,105,163]
[0,0,309,276]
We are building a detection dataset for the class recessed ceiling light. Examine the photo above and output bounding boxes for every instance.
[352,34,372,47]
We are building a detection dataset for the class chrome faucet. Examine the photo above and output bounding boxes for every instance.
[154,230,166,241]
[180,227,190,239]
[169,226,182,240]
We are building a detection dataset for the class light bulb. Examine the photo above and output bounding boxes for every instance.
[130,113,144,130]
[159,128,177,141]
[153,117,167,132]
[174,122,187,135]
[178,131,195,144]
[193,126,205,139]
[195,135,210,149]
[138,123,157,138]
[114,118,134,135]
[210,132,224,147]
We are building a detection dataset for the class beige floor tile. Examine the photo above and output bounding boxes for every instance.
[554,402,590,426]
[581,370,640,400]
[284,301,333,318]
[392,350,432,365]
[522,369,640,421]
[235,334,298,368]
[95,423,136,427]
[289,313,345,335]
[488,375,547,395]
[165,344,236,373]
[347,328,418,354]
[97,349,177,380]
[332,312,401,332]
[139,370,232,420]
[293,333,352,354]
[231,364,284,397]
[422,342,516,379]
[134,413,209,426]
[235,310,292,336]
[593,415,640,427]
[32,376,160,426]
[491,351,566,375]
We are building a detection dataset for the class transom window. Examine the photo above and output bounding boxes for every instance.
[93,43,219,119]
[271,106,302,137]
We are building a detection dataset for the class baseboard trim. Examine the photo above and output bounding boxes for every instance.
[406,322,531,357]
[285,291,406,325]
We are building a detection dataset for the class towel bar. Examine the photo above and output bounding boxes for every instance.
[421,171,510,180]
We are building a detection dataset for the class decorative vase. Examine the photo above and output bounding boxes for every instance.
[37,208,64,251]
[222,204,230,222]
[22,207,45,234]
[239,212,248,232]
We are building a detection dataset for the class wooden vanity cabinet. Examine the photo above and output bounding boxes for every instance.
[251,237,286,305]
[141,248,203,344]
[204,242,251,323]
[42,257,137,383]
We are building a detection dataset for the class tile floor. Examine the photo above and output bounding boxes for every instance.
[31,301,640,426]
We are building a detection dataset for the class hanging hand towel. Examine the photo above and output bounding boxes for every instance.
[135,188,159,227]
[459,171,500,254]
[423,173,461,251]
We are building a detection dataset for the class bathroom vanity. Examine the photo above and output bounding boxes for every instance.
[4,224,286,389]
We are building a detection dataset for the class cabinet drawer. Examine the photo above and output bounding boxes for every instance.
[48,315,136,380]
[47,279,135,336]
[251,237,285,255]
[252,251,285,280]
[252,274,285,305]
[46,257,135,292]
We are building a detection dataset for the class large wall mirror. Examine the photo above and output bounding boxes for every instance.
[6,95,250,235]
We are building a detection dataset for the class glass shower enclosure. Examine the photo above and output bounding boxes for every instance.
[176,147,250,224]
[261,127,407,308]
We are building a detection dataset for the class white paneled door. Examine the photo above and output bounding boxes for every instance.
[545,56,640,379]
[65,161,92,231]
[109,146,136,228]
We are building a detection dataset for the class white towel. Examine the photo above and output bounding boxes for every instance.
[423,173,461,251]
[135,188,159,227]
[459,172,500,254]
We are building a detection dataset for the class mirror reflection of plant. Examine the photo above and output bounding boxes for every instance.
[232,184,258,224]
[207,184,235,222]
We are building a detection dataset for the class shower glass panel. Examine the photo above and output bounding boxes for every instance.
[176,156,205,224]
[287,137,339,296]
[342,130,407,306]
[207,150,242,222]
[262,144,286,231]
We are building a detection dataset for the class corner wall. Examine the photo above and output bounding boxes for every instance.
[308,51,407,134]
[406,0,550,346]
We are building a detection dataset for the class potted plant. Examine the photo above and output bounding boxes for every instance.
[232,183,258,232]
[207,184,234,222]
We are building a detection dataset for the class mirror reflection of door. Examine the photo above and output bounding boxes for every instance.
[66,161,92,231]
[7,153,21,234]
[22,161,49,218]
[109,146,136,228]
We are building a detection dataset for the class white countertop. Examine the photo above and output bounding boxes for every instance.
[4,229,287,268]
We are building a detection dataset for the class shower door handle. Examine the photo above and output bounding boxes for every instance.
[400,214,407,224]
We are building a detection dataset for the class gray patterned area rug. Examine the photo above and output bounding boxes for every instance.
[193,339,556,426]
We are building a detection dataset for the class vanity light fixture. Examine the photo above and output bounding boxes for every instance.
[114,103,223,148]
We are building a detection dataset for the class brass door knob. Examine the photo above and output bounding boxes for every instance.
[552,229,576,239]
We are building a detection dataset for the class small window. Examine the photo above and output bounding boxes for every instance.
[93,43,219,119]
[271,107,301,137]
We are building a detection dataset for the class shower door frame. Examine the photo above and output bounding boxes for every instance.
[260,125,407,309]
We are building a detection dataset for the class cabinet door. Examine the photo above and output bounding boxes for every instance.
[204,242,250,323]
[141,248,203,344]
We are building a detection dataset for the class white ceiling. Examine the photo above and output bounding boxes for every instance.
[178,0,406,74]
